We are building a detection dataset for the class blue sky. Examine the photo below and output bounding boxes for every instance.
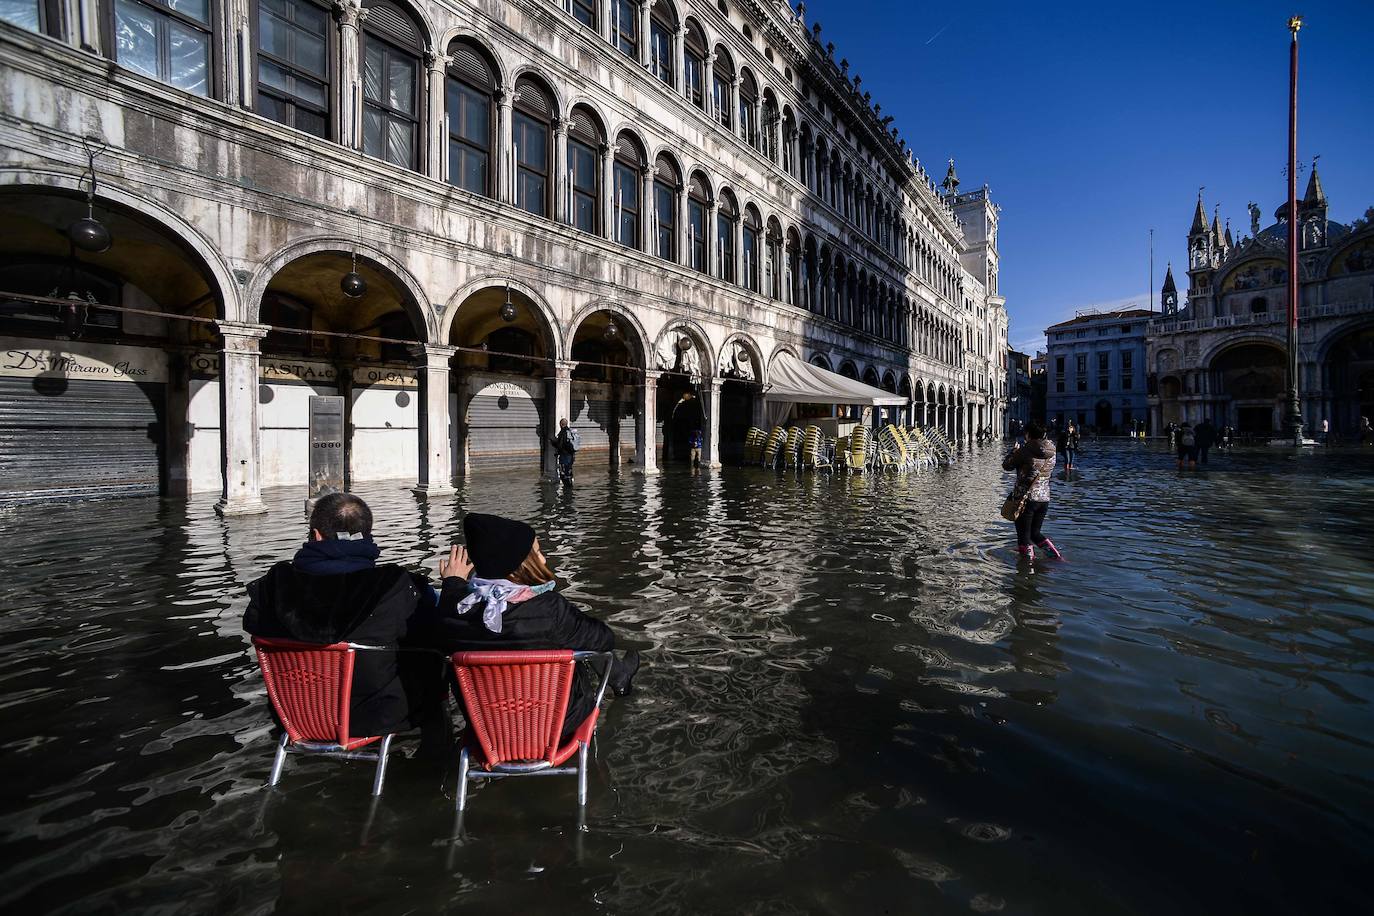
[803,0,1374,352]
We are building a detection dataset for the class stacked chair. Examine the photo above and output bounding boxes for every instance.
[760,426,788,468]
[800,425,833,471]
[783,426,804,469]
[742,427,766,464]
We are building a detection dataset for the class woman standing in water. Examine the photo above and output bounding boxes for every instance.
[1003,421,1061,559]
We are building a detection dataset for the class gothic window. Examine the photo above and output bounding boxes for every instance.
[653,154,679,262]
[786,228,801,306]
[765,218,782,299]
[649,0,675,86]
[568,106,603,233]
[737,70,758,148]
[717,190,738,284]
[611,0,638,60]
[568,0,595,29]
[782,108,796,177]
[513,75,554,217]
[256,0,331,138]
[362,1,423,171]
[112,0,212,96]
[683,19,707,109]
[712,46,733,129]
[613,132,645,249]
[761,90,779,162]
[688,172,710,272]
[445,40,494,194]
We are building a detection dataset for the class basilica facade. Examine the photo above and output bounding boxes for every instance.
[1147,169,1374,438]
[0,0,1007,510]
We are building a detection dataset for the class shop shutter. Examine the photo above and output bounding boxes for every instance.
[0,378,164,501]
[466,390,544,472]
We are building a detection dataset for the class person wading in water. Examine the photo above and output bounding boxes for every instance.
[1003,421,1061,559]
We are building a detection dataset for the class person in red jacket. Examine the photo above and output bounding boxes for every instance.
[437,513,639,742]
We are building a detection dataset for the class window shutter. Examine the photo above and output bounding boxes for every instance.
[449,42,494,89]
[570,108,601,145]
[514,77,551,118]
[364,1,420,51]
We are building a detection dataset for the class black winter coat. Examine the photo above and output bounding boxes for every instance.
[436,578,615,741]
[245,563,442,737]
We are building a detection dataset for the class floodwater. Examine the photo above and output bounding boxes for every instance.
[1,442,1372,915]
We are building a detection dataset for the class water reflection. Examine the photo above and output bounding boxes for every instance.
[0,443,1371,913]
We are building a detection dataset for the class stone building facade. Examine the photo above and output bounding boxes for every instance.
[0,0,1007,511]
[1147,172,1374,437]
[1044,307,1151,433]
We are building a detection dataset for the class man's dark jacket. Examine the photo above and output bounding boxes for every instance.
[436,578,615,741]
[244,540,441,737]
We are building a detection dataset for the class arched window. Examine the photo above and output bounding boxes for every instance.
[513,75,553,217]
[761,90,779,162]
[613,132,645,249]
[445,40,494,194]
[717,189,738,283]
[786,228,802,306]
[649,0,676,86]
[611,0,639,60]
[255,0,331,137]
[687,172,710,272]
[712,46,733,129]
[568,106,603,233]
[741,205,761,292]
[1,0,60,35]
[781,107,796,175]
[829,156,841,209]
[568,0,595,28]
[683,19,707,109]
[765,217,782,299]
[653,153,679,262]
[112,0,212,96]
[738,70,758,148]
[362,1,423,170]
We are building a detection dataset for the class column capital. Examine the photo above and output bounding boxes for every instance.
[555,117,574,135]
[495,85,515,106]
[642,369,662,385]
[408,343,457,368]
[546,359,576,380]
[333,0,367,28]
[424,51,451,73]
[215,321,270,349]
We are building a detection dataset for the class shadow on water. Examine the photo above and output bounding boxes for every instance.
[0,442,1372,914]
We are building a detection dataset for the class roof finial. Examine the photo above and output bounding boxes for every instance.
[942,158,959,195]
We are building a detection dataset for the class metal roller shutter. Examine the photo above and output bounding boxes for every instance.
[466,391,544,472]
[0,377,165,501]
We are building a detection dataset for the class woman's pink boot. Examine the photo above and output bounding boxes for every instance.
[1016,544,1035,559]
[1036,539,1063,559]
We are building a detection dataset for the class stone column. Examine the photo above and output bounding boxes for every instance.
[676,182,689,267]
[425,53,450,181]
[707,199,720,278]
[641,164,655,254]
[598,0,611,42]
[600,142,614,241]
[411,344,457,498]
[496,85,515,204]
[732,213,744,288]
[703,377,722,468]
[544,360,573,478]
[554,118,571,223]
[337,1,366,149]
[636,370,660,475]
[703,51,715,118]
[76,0,100,52]
[214,321,269,516]
[638,0,652,68]
[731,76,743,140]
[673,25,685,93]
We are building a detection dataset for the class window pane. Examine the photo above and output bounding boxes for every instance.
[363,108,385,157]
[292,74,326,107]
[114,0,159,81]
[619,213,637,247]
[574,194,596,232]
[259,7,287,57]
[256,91,285,122]
[0,0,41,31]
[658,225,672,260]
[463,148,488,194]
[654,185,674,228]
[386,116,413,167]
[295,29,326,76]
[514,115,546,168]
[571,0,594,27]
[459,86,489,144]
[388,55,415,114]
[166,0,208,25]
[518,171,546,216]
[296,107,327,138]
[258,58,292,94]
[571,143,595,190]
[363,43,384,104]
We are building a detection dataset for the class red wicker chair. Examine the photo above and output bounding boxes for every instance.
[449,649,614,812]
[252,636,401,796]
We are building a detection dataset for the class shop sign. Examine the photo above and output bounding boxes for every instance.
[0,337,168,382]
[352,366,419,389]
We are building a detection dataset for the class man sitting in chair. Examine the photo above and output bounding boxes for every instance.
[244,493,447,745]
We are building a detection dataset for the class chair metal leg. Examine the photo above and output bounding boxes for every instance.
[371,733,394,797]
[577,741,590,808]
[456,746,470,812]
[268,733,289,787]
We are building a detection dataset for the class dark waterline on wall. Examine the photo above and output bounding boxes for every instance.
[0,442,1371,914]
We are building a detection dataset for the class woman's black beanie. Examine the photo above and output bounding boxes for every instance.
[462,513,537,579]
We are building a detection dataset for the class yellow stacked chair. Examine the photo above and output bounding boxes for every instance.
[742,427,766,465]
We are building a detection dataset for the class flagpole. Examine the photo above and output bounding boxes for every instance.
[1283,15,1304,444]
[1149,228,1154,314]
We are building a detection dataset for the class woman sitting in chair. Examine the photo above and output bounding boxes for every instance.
[437,513,639,741]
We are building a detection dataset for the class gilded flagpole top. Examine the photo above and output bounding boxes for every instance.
[1288,15,1303,35]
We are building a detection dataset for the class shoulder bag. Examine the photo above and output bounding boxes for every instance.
[1000,471,1044,522]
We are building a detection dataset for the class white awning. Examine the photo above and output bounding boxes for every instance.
[764,352,907,406]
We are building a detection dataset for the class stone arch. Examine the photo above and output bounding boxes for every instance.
[509,64,566,118]
[247,235,434,338]
[1315,315,1374,364]
[806,351,832,371]
[0,168,242,321]
[566,298,651,368]
[441,28,510,88]
[653,317,713,379]
[1200,332,1285,369]
[368,0,436,55]
[717,331,766,385]
[440,274,562,355]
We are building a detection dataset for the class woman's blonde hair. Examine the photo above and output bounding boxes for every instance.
[507,545,556,586]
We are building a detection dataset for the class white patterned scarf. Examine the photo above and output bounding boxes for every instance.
[453,577,556,633]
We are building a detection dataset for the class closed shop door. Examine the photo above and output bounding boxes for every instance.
[0,377,165,501]
[466,387,545,472]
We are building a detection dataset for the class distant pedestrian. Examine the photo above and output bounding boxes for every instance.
[1177,422,1197,470]
[1057,421,1080,473]
[1195,419,1216,465]
[1001,421,1061,560]
[1320,418,1329,445]
[688,428,704,466]
[1222,425,1234,450]
[1361,416,1372,446]
[552,418,580,482]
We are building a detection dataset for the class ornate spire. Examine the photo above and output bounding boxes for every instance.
[1211,208,1223,246]
[1303,159,1326,208]
[942,158,959,195]
[1190,191,1207,235]
[1162,262,1177,293]
[1224,219,1233,248]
